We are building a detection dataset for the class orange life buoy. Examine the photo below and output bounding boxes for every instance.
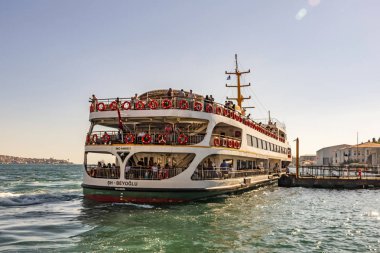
[234,140,240,149]
[135,100,145,110]
[124,133,135,144]
[223,108,229,117]
[193,102,203,111]
[229,111,234,119]
[109,101,118,110]
[227,139,234,148]
[122,101,131,110]
[179,100,189,110]
[157,134,167,144]
[97,102,106,111]
[216,106,223,115]
[148,100,158,110]
[102,133,110,144]
[92,134,98,144]
[178,133,188,145]
[162,99,172,109]
[222,138,227,147]
[213,137,220,146]
[142,134,152,144]
[205,104,213,113]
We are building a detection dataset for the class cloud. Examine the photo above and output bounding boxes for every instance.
[295,8,308,21]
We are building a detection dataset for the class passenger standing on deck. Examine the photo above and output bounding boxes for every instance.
[167,88,173,99]
[179,89,185,98]
[188,89,196,109]
[91,94,98,112]
[152,163,158,179]
[131,93,138,109]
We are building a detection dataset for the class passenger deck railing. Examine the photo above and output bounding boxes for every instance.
[86,165,120,179]
[86,131,206,145]
[125,166,186,180]
[192,167,273,180]
[89,96,286,143]
[299,165,380,180]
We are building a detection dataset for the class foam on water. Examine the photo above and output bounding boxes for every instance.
[111,202,155,209]
[0,191,80,206]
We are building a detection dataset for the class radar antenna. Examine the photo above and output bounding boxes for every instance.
[225,54,254,110]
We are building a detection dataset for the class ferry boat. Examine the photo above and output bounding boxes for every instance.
[82,55,292,203]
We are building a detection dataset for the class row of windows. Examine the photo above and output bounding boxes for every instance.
[247,134,287,154]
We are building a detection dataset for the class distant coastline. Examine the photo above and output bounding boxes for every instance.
[0,155,73,165]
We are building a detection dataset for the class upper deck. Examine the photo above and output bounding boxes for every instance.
[88,89,287,144]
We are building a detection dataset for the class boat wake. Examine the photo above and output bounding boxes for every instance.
[0,191,81,207]
[111,202,155,209]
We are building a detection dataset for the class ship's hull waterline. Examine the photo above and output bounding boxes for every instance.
[82,178,278,203]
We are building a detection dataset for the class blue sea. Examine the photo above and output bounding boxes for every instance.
[0,164,379,252]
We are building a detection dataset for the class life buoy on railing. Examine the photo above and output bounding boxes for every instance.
[148,100,158,110]
[157,134,167,144]
[97,102,106,111]
[124,133,135,144]
[223,108,229,117]
[86,134,90,145]
[234,113,239,120]
[109,101,118,110]
[178,133,188,145]
[122,101,131,110]
[193,102,203,111]
[222,138,227,147]
[92,134,98,144]
[213,137,220,146]
[102,133,110,144]
[205,104,213,113]
[227,139,234,148]
[216,106,223,115]
[229,110,234,119]
[142,134,152,144]
[234,140,240,149]
[162,99,172,109]
[179,100,189,110]
[135,100,145,110]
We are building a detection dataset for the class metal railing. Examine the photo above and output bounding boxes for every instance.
[89,96,286,143]
[125,166,186,180]
[299,165,380,180]
[86,165,120,179]
[191,167,269,180]
[86,131,206,145]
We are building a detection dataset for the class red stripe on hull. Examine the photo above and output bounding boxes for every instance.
[85,194,188,204]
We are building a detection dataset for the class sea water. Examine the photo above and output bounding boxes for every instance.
[0,164,379,252]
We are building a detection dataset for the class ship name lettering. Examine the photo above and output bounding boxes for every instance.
[115,180,138,187]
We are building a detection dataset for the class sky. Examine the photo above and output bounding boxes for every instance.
[0,0,379,163]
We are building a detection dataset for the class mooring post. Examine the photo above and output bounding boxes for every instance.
[296,138,299,178]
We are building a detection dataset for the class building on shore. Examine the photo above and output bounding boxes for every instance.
[316,144,351,166]
[316,142,380,166]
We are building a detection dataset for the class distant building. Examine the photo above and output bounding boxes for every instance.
[300,155,316,166]
[316,144,351,165]
[335,142,380,166]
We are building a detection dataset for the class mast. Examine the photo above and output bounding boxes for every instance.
[225,54,252,109]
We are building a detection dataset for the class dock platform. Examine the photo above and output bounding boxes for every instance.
[278,166,380,189]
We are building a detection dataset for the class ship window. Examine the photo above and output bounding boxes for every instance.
[248,161,253,169]
[247,134,252,146]
[125,152,195,180]
[84,152,121,179]
[258,139,262,149]
[252,137,258,148]
[237,160,241,170]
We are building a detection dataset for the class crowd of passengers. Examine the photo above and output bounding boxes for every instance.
[88,162,120,178]
[125,158,182,180]
[90,89,282,138]
[90,89,243,114]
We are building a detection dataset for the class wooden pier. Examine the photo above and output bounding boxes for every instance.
[279,165,380,189]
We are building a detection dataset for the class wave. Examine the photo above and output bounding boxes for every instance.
[0,191,81,206]
[111,202,154,209]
